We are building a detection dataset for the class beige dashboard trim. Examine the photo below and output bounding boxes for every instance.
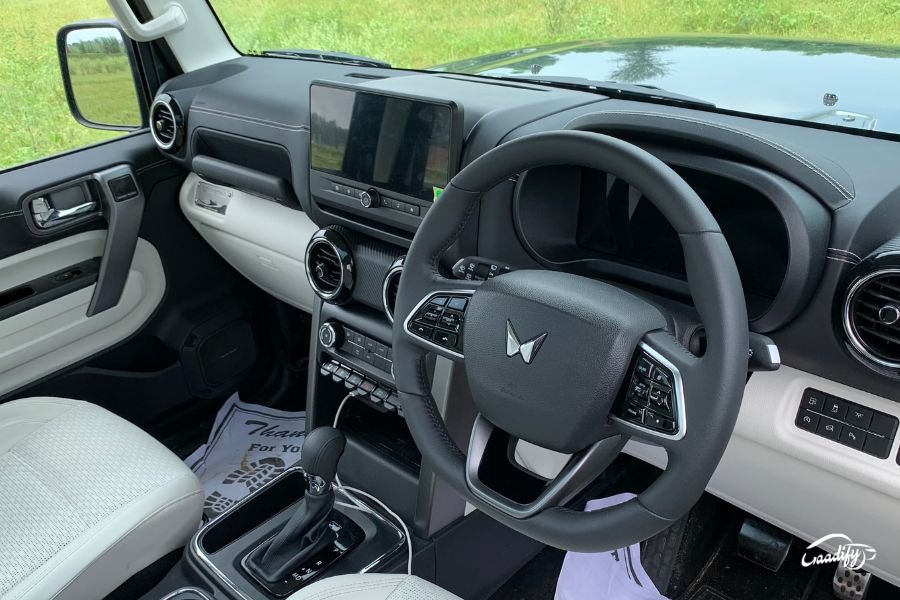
[625,365,900,586]
[179,174,317,313]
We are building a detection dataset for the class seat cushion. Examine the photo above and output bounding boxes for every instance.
[0,397,203,600]
[287,575,462,600]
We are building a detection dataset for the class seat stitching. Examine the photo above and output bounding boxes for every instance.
[590,110,853,200]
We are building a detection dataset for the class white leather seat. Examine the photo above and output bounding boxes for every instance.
[0,397,203,600]
[287,575,462,600]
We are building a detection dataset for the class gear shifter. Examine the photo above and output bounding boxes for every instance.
[246,427,346,583]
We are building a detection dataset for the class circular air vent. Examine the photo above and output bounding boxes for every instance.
[382,256,405,323]
[305,229,354,303]
[844,269,900,368]
[149,94,183,151]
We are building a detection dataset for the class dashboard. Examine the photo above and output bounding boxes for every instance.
[153,55,900,585]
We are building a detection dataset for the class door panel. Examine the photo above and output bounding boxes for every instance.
[1,133,274,427]
[0,231,165,397]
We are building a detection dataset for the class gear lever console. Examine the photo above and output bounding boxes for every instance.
[243,427,365,596]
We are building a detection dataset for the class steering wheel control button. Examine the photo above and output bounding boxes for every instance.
[405,291,474,356]
[628,377,650,402]
[432,330,458,348]
[410,322,433,338]
[795,388,898,458]
[635,357,654,379]
[651,369,671,387]
[447,297,468,311]
[624,403,644,423]
[612,345,682,439]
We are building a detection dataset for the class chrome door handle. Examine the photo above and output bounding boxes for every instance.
[30,196,98,229]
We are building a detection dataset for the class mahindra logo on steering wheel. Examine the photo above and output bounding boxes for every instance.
[506,320,548,364]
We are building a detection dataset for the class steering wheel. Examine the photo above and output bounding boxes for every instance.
[392,131,748,552]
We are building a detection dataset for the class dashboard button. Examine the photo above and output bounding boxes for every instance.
[800,388,828,412]
[373,355,392,374]
[447,297,468,311]
[796,409,819,432]
[839,425,866,450]
[845,405,874,429]
[405,203,420,216]
[863,433,892,459]
[823,397,848,420]
[816,417,843,441]
[869,413,899,438]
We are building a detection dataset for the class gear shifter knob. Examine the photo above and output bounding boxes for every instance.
[301,426,346,494]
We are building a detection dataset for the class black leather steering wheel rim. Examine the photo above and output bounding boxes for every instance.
[392,130,749,552]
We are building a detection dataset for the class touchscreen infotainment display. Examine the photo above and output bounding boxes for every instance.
[310,83,456,202]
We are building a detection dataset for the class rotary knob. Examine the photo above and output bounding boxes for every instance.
[360,188,379,209]
[318,322,342,348]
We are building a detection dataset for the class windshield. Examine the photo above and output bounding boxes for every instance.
[208,1,900,135]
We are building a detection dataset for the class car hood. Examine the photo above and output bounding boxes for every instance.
[432,36,900,134]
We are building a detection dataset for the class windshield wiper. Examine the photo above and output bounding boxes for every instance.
[489,74,715,109]
[263,49,390,69]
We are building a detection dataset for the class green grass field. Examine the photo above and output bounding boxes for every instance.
[3,0,900,170]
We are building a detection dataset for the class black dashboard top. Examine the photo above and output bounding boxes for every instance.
[159,55,900,402]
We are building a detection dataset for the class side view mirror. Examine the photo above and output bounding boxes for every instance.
[57,20,145,131]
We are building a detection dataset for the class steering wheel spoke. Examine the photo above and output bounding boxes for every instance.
[399,278,480,361]
[465,415,624,519]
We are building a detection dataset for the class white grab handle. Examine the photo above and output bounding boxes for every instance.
[106,0,186,42]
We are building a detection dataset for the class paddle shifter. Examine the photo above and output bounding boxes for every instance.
[246,427,347,584]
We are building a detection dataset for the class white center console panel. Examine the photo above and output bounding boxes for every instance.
[179,173,318,313]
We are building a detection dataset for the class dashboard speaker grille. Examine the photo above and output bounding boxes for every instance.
[847,271,900,367]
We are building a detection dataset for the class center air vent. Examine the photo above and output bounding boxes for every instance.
[150,94,183,151]
[382,257,405,323]
[305,229,354,303]
[845,269,900,368]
